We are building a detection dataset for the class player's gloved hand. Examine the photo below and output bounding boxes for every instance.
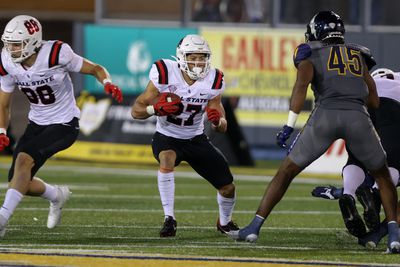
[0,134,10,152]
[206,107,221,126]
[104,82,123,103]
[153,92,182,116]
[276,125,294,148]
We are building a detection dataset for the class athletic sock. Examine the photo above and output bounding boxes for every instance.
[388,167,400,187]
[217,192,236,226]
[387,221,400,245]
[0,189,23,221]
[40,183,58,202]
[249,215,265,233]
[157,171,175,219]
[343,164,365,198]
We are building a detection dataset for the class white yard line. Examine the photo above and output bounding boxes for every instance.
[21,194,321,201]
[0,243,316,250]
[16,207,340,214]
[6,224,343,231]
[0,163,340,185]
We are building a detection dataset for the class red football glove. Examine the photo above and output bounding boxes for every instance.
[153,93,182,116]
[206,107,221,126]
[0,134,10,152]
[104,82,123,103]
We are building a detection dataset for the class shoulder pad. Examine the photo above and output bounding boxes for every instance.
[347,43,376,70]
[154,59,169,85]
[49,40,64,68]
[212,69,224,89]
[293,43,312,68]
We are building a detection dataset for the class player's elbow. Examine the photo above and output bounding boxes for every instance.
[131,108,140,119]
[131,105,145,120]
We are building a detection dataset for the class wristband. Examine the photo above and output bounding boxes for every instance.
[0,128,6,135]
[287,110,298,128]
[102,78,112,85]
[146,105,155,115]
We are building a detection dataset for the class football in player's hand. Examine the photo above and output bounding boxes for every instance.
[153,92,183,116]
[155,92,180,104]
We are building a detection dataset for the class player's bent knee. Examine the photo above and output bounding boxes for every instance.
[278,158,302,178]
[218,183,235,198]
[15,152,35,170]
[159,150,177,167]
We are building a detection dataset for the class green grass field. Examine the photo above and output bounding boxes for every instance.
[0,158,398,266]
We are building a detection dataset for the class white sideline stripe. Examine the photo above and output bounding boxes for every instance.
[0,184,110,191]
[46,194,322,201]
[17,207,340,215]
[7,224,343,231]
[0,243,316,250]
[0,163,340,185]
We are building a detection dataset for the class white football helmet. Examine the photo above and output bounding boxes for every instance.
[174,34,211,80]
[371,68,394,80]
[1,15,43,63]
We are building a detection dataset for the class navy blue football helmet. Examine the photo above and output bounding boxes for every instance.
[305,11,345,42]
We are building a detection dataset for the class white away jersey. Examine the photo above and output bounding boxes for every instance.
[149,59,225,139]
[374,74,400,103]
[0,40,83,125]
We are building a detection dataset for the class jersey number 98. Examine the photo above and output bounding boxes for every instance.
[21,85,56,105]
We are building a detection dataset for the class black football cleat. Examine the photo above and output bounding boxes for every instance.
[159,216,177,237]
[339,194,367,238]
[355,186,380,232]
[217,218,239,234]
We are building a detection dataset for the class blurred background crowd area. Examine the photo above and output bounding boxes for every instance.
[1,0,400,26]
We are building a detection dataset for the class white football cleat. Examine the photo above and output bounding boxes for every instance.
[387,241,400,254]
[364,241,377,250]
[227,230,258,243]
[0,214,8,238]
[47,186,71,229]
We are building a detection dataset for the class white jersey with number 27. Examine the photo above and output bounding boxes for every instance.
[149,59,225,139]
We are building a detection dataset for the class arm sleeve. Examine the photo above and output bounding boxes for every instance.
[58,43,84,72]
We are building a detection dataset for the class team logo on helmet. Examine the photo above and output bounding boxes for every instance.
[305,11,345,42]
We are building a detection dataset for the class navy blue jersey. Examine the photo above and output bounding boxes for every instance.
[293,41,375,113]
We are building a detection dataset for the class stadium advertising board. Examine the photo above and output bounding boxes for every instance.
[200,28,310,127]
[83,25,197,95]
[56,92,155,163]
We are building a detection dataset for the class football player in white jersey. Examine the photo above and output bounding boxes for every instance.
[131,34,238,237]
[0,15,123,237]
